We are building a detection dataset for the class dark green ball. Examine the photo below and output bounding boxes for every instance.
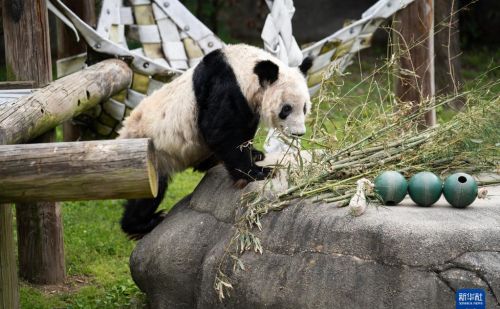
[374,171,408,206]
[443,173,478,208]
[408,172,442,207]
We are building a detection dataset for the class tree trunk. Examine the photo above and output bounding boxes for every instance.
[0,138,159,203]
[434,0,463,110]
[393,0,436,127]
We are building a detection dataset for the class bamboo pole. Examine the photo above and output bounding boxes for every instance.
[0,139,158,203]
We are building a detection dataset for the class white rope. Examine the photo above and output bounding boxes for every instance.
[261,0,302,67]
[261,0,303,154]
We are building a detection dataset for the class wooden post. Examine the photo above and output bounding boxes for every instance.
[0,139,159,203]
[2,0,64,285]
[434,0,463,110]
[0,204,19,309]
[56,0,96,141]
[393,0,436,127]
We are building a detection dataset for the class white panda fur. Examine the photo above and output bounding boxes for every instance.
[118,43,313,238]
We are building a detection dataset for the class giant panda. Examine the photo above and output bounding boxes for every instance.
[118,44,313,239]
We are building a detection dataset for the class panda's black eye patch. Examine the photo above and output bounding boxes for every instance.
[279,104,293,119]
[303,103,307,114]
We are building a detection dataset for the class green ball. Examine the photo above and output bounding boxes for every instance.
[374,171,408,206]
[443,173,478,208]
[408,172,442,207]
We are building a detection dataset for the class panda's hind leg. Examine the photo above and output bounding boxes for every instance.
[120,176,169,240]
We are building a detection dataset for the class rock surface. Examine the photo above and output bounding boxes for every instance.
[130,166,500,308]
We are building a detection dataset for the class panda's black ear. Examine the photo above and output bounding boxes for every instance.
[254,60,279,87]
[299,56,313,76]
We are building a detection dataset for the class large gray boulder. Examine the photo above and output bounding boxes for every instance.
[130,165,500,308]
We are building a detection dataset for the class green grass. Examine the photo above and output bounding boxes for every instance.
[18,47,498,308]
[19,171,202,309]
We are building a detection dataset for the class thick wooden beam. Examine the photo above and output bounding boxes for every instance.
[0,59,132,145]
[393,0,436,127]
[0,139,158,203]
[0,204,19,309]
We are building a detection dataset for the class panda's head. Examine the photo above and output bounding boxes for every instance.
[254,57,313,137]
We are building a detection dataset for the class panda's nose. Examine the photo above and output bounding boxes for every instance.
[291,132,305,137]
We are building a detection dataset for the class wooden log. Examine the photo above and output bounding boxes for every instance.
[393,0,436,127]
[0,59,132,145]
[0,139,158,203]
[0,204,19,309]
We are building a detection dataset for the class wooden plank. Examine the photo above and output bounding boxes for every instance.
[0,59,132,145]
[0,204,19,309]
[0,139,158,203]
[0,81,35,90]
[393,0,436,127]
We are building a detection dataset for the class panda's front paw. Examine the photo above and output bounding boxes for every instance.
[250,165,273,180]
[251,149,265,162]
[233,166,273,189]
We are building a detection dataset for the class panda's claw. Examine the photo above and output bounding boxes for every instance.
[251,149,265,162]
